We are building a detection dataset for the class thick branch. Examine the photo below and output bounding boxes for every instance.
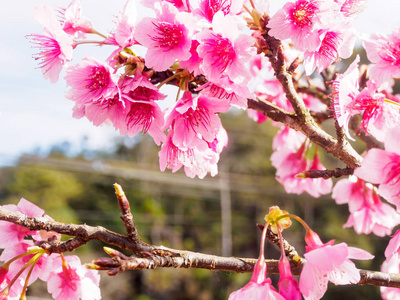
[247,98,362,168]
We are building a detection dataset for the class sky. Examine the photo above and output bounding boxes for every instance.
[0,0,400,166]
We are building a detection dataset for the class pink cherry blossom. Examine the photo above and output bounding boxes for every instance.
[363,27,400,87]
[198,75,252,109]
[61,0,93,36]
[197,12,256,84]
[268,0,340,52]
[27,5,74,83]
[331,55,360,140]
[303,24,356,75]
[134,2,192,71]
[164,91,229,149]
[299,230,373,300]
[271,144,332,198]
[195,0,244,22]
[47,255,100,300]
[65,57,120,105]
[0,198,45,248]
[228,224,285,300]
[179,40,203,76]
[159,129,222,178]
[105,0,138,49]
[384,229,400,259]
[381,253,400,300]
[354,127,400,212]
[336,0,367,18]
[272,126,306,151]
[332,176,400,237]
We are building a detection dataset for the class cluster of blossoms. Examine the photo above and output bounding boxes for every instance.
[0,198,100,299]
[26,0,400,298]
[229,206,374,300]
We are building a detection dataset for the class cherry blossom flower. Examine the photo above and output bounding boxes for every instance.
[363,27,400,87]
[105,0,138,49]
[198,75,253,109]
[303,24,356,75]
[332,176,400,237]
[164,91,229,149]
[384,229,400,259]
[134,2,192,71]
[247,109,268,124]
[47,255,100,300]
[272,126,306,151]
[354,127,400,212]
[336,0,367,18]
[65,57,120,105]
[299,230,374,300]
[159,129,223,178]
[271,144,332,198]
[27,5,74,83]
[228,223,285,300]
[381,253,400,300]
[61,0,93,36]
[197,12,256,84]
[0,198,46,248]
[268,0,340,52]
[331,55,360,140]
[195,0,244,22]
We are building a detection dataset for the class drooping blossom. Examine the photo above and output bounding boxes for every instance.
[299,230,374,300]
[47,255,101,300]
[276,217,301,300]
[303,23,356,75]
[61,0,93,36]
[268,0,340,52]
[363,27,400,87]
[198,75,253,109]
[354,127,400,212]
[65,57,120,105]
[332,176,400,237]
[228,222,285,300]
[197,12,256,84]
[271,144,333,198]
[159,128,224,178]
[164,91,229,149]
[272,126,306,151]
[116,73,167,145]
[134,2,193,71]
[27,5,74,83]
[380,253,400,300]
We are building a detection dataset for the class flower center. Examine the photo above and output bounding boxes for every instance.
[289,1,318,28]
[379,40,400,66]
[85,66,110,92]
[204,34,235,72]
[181,104,211,133]
[151,21,184,51]
[126,103,153,133]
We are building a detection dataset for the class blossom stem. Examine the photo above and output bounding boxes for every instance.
[90,29,108,39]
[384,98,400,109]
[1,251,44,295]
[20,252,44,300]
[276,214,313,233]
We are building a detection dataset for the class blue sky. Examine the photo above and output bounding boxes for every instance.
[1,0,400,166]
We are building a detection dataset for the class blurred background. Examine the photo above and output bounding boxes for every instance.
[1,0,400,299]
